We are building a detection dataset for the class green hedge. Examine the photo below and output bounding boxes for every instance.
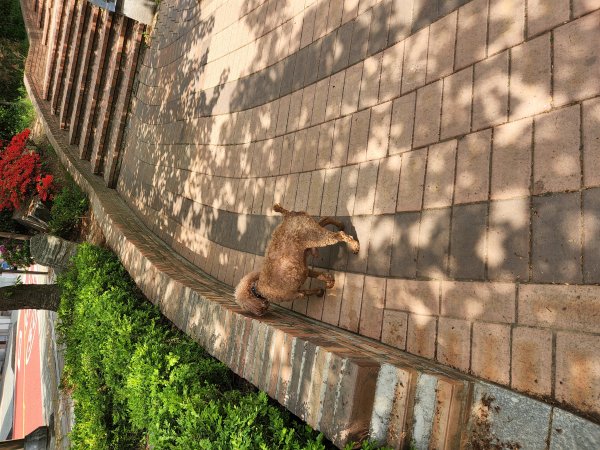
[58,244,377,449]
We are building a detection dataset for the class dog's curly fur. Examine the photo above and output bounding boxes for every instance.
[234,204,360,316]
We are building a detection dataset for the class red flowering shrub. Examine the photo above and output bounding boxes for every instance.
[0,129,54,211]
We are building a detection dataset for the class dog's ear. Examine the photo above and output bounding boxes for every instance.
[234,271,269,316]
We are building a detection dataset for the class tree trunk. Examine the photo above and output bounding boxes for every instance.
[0,284,60,311]
[30,234,79,271]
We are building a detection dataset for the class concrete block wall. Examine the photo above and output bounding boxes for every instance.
[114,0,600,425]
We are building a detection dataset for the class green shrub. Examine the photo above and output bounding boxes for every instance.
[48,180,88,238]
[59,244,353,449]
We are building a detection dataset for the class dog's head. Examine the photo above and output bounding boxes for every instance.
[234,271,269,316]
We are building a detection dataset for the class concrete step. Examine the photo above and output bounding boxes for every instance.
[78,10,112,160]
[103,22,144,187]
[68,6,100,146]
[89,14,127,173]
[58,0,87,129]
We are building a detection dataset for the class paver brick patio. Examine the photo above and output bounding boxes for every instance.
[22,0,600,445]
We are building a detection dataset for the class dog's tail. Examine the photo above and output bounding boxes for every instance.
[273,203,290,215]
[234,271,269,316]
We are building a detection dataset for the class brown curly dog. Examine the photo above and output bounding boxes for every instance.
[234,203,360,316]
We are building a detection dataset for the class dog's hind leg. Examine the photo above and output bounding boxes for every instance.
[308,268,335,288]
[318,217,345,230]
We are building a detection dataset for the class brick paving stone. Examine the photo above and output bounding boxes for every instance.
[327,0,344,32]
[325,70,345,121]
[436,317,471,372]
[388,0,414,44]
[323,116,346,166]
[533,105,581,195]
[321,271,345,325]
[471,322,510,385]
[336,164,359,215]
[280,135,295,174]
[299,84,316,129]
[509,33,551,121]
[417,207,451,279]
[381,310,408,350]
[320,167,341,215]
[379,41,403,103]
[519,284,600,334]
[346,215,373,272]
[401,27,429,94]
[531,192,582,283]
[307,169,326,215]
[426,11,457,83]
[454,129,491,204]
[390,211,421,277]
[332,21,354,72]
[366,214,394,276]
[341,62,363,115]
[573,0,600,15]
[291,129,307,173]
[555,11,600,106]
[412,0,438,33]
[442,280,515,323]
[472,51,509,130]
[317,32,336,80]
[287,90,303,132]
[583,98,600,188]
[313,0,330,41]
[423,140,457,208]
[338,273,365,333]
[359,53,382,109]
[389,92,416,155]
[386,278,440,315]
[303,125,321,171]
[347,109,371,164]
[488,0,525,55]
[354,160,379,215]
[316,121,335,169]
[584,188,600,283]
[367,101,392,161]
[455,0,488,70]
[487,197,529,281]
[527,0,569,37]
[276,94,292,136]
[367,0,391,55]
[312,78,330,125]
[359,275,385,339]
[414,81,442,148]
[348,9,372,66]
[491,118,532,200]
[441,67,473,139]
[373,154,401,214]
[555,332,600,416]
[406,313,437,359]
[397,147,427,211]
[449,203,487,280]
[511,326,552,396]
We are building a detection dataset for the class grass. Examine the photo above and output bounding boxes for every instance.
[58,244,385,449]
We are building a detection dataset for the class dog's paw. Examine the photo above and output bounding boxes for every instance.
[350,239,360,254]
[321,273,335,289]
[316,288,325,297]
